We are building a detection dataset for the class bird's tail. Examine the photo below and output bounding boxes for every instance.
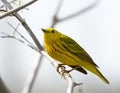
[83,64,110,84]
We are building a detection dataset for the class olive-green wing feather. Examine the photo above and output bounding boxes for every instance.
[59,36,98,67]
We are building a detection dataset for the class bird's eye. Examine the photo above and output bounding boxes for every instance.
[52,30,54,33]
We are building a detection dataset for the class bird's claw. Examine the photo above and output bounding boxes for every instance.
[56,64,66,74]
[56,64,74,76]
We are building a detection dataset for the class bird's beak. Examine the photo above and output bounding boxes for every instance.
[41,28,46,32]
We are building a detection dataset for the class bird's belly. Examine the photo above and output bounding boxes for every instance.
[47,48,81,66]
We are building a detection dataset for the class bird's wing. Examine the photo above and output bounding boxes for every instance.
[59,36,98,67]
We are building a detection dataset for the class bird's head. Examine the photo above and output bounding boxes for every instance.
[41,28,63,44]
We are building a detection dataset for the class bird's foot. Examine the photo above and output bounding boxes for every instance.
[61,68,74,76]
[56,64,74,76]
[56,64,66,74]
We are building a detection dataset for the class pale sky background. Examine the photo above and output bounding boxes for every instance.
[0,0,120,93]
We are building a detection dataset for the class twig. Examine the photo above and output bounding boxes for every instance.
[1,22,38,51]
[7,22,21,36]
[7,22,36,48]
[0,34,38,52]
[0,9,7,12]
[0,0,18,8]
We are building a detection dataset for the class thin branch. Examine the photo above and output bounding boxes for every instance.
[51,0,100,27]
[0,33,39,52]
[0,0,37,19]
[1,22,38,51]
[7,22,21,36]
[7,22,36,48]
[0,0,18,8]
[51,0,64,27]
[60,0,100,22]
[0,9,7,12]
[0,34,24,43]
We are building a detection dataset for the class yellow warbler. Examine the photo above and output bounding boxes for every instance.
[42,28,109,84]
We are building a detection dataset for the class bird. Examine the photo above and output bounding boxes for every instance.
[41,27,109,84]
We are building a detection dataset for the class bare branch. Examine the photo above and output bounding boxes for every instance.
[22,54,43,93]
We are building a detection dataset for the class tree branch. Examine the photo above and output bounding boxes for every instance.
[0,0,37,19]
[51,0,100,27]
[22,54,43,93]
[1,0,43,51]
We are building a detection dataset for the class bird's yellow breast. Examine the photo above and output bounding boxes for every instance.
[44,42,81,66]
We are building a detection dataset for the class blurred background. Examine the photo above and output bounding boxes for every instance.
[0,0,120,93]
